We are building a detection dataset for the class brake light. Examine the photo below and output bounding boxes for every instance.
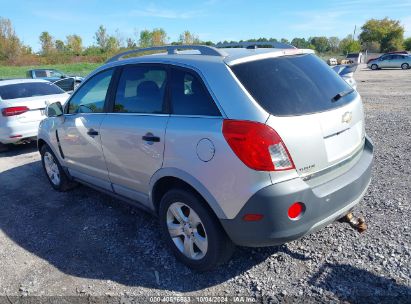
[1,106,29,117]
[222,120,295,171]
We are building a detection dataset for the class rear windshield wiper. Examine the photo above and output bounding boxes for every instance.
[331,89,354,102]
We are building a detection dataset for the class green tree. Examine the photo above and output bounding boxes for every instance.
[328,36,340,53]
[152,28,167,46]
[403,37,411,51]
[359,18,404,52]
[339,35,361,54]
[179,30,200,45]
[126,37,137,48]
[0,17,22,61]
[139,30,152,48]
[55,39,65,52]
[310,36,330,53]
[280,38,290,44]
[291,37,314,49]
[94,25,108,50]
[66,35,82,54]
[39,31,54,55]
[106,36,119,52]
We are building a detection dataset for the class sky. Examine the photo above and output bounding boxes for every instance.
[1,0,411,51]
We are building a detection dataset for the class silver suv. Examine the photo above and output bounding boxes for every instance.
[38,45,373,271]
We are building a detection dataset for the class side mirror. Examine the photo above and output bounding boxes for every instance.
[46,102,64,117]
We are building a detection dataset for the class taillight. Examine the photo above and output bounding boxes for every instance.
[1,106,29,117]
[222,120,295,171]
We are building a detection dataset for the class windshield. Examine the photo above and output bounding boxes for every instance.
[230,54,356,116]
[0,82,64,100]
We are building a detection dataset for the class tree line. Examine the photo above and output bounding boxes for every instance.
[1,16,410,65]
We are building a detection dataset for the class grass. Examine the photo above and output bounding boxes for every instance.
[0,62,101,79]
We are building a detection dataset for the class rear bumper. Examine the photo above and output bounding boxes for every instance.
[221,137,374,247]
[0,121,40,144]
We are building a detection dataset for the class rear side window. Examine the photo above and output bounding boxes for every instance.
[170,68,220,116]
[231,54,356,116]
[53,78,75,92]
[67,69,113,114]
[0,82,64,100]
[114,65,167,114]
[34,70,47,77]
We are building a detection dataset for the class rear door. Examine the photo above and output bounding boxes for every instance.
[58,68,114,190]
[99,64,169,204]
[230,54,365,181]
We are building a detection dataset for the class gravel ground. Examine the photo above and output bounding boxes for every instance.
[0,65,410,303]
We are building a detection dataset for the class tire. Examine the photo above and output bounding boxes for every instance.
[40,145,77,191]
[401,63,409,70]
[159,189,235,271]
[371,64,378,70]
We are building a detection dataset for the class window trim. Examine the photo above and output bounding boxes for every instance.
[106,63,170,115]
[105,62,224,118]
[64,67,115,115]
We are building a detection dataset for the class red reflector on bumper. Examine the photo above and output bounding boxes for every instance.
[288,202,305,219]
[9,135,23,138]
[243,214,264,221]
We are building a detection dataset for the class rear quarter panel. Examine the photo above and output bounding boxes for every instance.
[160,116,273,219]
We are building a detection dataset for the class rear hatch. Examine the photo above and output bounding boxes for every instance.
[0,82,68,123]
[230,53,365,182]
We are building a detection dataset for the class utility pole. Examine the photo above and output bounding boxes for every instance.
[353,25,357,40]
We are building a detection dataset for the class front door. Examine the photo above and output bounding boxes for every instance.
[59,68,114,190]
[100,64,169,205]
[379,55,392,68]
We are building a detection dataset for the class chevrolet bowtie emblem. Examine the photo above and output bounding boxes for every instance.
[342,111,352,123]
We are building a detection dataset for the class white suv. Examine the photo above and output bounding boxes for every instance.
[38,45,373,271]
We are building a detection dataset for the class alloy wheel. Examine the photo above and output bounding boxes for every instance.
[44,152,60,186]
[166,202,208,260]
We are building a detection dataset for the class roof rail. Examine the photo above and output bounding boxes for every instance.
[215,41,296,50]
[106,45,227,63]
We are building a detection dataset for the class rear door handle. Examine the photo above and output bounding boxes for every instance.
[87,129,99,137]
[142,133,160,142]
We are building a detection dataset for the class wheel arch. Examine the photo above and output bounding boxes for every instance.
[150,168,227,219]
[37,136,64,164]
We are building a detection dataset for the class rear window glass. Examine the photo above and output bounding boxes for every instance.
[231,54,356,116]
[0,82,64,100]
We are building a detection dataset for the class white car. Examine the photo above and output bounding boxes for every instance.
[0,79,70,145]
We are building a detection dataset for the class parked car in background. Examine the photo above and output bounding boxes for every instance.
[38,45,373,271]
[27,69,83,91]
[366,51,409,64]
[332,64,358,90]
[367,54,411,70]
[346,52,363,64]
[52,77,79,93]
[0,79,69,145]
